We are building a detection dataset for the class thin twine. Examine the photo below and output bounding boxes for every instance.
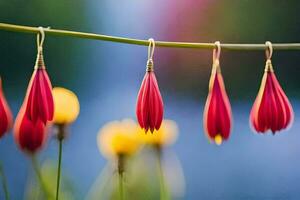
[146,38,155,72]
[212,41,221,73]
[265,41,274,72]
[265,41,273,60]
[213,41,221,62]
[37,26,45,53]
[35,27,48,69]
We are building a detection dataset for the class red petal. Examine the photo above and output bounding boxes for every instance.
[271,73,294,129]
[41,70,54,121]
[136,74,147,129]
[141,73,151,131]
[14,105,47,154]
[0,79,13,138]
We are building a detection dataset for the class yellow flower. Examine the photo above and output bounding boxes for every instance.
[139,119,178,147]
[97,119,141,158]
[52,87,80,125]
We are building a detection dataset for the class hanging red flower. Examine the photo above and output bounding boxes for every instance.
[14,28,52,153]
[0,78,13,138]
[203,42,232,145]
[250,42,293,133]
[136,39,164,133]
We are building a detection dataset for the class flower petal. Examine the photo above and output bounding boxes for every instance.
[14,106,47,154]
[0,79,13,138]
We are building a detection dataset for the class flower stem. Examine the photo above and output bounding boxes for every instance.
[31,155,51,199]
[117,155,125,200]
[118,172,124,200]
[155,146,170,200]
[0,162,10,200]
[55,139,63,200]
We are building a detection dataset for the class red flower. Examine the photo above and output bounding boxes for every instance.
[250,60,294,133]
[0,78,13,138]
[203,61,232,145]
[14,105,47,154]
[136,62,164,133]
[14,51,53,154]
[25,67,54,124]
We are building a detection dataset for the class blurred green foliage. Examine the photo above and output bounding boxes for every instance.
[25,160,76,200]
[87,146,184,200]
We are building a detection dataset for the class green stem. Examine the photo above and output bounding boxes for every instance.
[118,155,125,200]
[31,155,52,200]
[155,146,170,200]
[55,139,63,200]
[118,172,124,200]
[0,23,300,50]
[0,162,10,200]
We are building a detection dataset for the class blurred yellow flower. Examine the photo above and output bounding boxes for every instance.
[52,87,80,125]
[98,119,141,158]
[139,119,178,147]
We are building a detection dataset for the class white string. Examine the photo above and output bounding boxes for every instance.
[213,41,221,61]
[37,26,45,53]
[148,38,155,61]
[265,41,273,60]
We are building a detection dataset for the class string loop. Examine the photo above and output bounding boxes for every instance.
[146,38,155,72]
[212,41,221,73]
[35,26,50,69]
[37,27,46,53]
[148,38,155,60]
[265,41,274,72]
[213,41,221,62]
[265,41,273,60]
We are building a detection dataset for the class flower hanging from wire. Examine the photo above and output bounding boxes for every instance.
[25,38,54,124]
[0,78,13,138]
[250,41,294,134]
[203,41,232,145]
[14,27,53,154]
[136,38,164,133]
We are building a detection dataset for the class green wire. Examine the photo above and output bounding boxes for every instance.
[0,23,300,50]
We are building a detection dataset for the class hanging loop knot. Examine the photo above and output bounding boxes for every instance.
[212,41,221,73]
[37,26,45,53]
[146,38,155,72]
[265,41,274,72]
[35,26,49,69]
[265,41,273,61]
